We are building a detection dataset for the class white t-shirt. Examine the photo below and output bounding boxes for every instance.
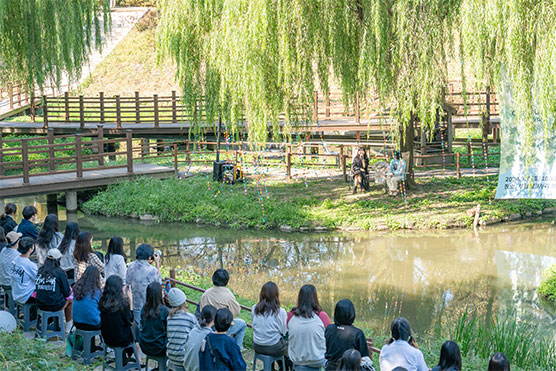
[105,254,127,283]
[10,256,38,303]
[379,339,429,371]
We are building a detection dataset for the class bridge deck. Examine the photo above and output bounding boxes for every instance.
[0,163,175,198]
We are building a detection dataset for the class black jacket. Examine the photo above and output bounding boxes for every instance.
[35,267,71,311]
[325,324,369,370]
[0,215,17,234]
[17,219,39,240]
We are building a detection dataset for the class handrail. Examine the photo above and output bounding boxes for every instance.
[166,270,381,354]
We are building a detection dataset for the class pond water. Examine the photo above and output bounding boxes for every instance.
[5,196,556,338]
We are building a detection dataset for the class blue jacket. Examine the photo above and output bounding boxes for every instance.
[73,289,102,326]
[17,219,39,240]
[199,333,246,371]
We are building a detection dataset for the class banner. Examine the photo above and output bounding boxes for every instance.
[495,75,556,199]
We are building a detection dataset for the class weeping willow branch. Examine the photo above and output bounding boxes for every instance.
[0,0,111,93]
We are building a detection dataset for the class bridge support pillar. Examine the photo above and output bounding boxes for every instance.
[46,194,58,215]
[66,191,78,213]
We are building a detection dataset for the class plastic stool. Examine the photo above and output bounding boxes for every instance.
[252,353,286,371]
[72,328,105,365]
[35,309,65,341]
[102,344,141,371]
[15,301,37,331]
[145,354,168,371]
[1,288,16,315]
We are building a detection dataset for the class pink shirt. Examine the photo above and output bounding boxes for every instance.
[287,309,331,328]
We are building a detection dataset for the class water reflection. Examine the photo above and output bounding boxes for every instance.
[4,196,556,336]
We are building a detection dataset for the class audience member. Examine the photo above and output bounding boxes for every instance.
[379,318,428,371]
[0,227,7,251]
[73,232,104,281]
[199,308,246,371]
[58,222,79,279]
[288,284,328,370]
[0,231,22,290]
[325,299,369,370]
[10,237,37,304]
[0,203,17,234]
[252,281,288,359]
[183,304,217,371]
[200,268,246,349]
[105,236,127,282]
[126,243,161,329]
[167,287,197,370]
[139,282,169,358]
[72,265,102,330]
[35,214,63,266]
[337,349,362,371]
[99,275,135,351]
[35,248,72,331]
[17,206,39,240]
[432,340,461,371]
[488,352,510,371]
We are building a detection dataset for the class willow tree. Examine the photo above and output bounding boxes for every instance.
[0,0,111,93]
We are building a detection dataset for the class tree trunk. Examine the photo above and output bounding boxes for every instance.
[400,115,417,189]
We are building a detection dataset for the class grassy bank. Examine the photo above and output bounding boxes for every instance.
[539,264,556,303]
[83,174,556,231]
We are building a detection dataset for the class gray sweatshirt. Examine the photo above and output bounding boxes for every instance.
[288,313,326,366]
[182,325,212,371]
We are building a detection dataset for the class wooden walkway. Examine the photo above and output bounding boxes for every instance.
[0,163,174,198]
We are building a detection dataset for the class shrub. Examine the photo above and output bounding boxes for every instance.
[539,264,556,302]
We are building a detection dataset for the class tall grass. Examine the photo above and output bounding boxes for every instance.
[450,309,556,370]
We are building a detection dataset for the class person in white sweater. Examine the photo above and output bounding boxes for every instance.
[58,222,80,279]
[104,236,127,283]
[252,281,288,358]
[379,317,429,371]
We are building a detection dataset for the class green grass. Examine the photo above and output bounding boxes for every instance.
[82,174,556,231]
[539,264,556,303]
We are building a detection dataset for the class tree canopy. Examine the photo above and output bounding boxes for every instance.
[0,0,111,92]
[157,0,556,147]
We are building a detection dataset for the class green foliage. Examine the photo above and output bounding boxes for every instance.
[539,264,556,302]
[450,309,556,370]
[0,0,111,92]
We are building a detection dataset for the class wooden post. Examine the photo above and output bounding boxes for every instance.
[340,145,347,182]
[99,92,105,123]
[126,130,133,174]
[42,95,49,128]
[325,92,330,119]
[154,94,159,127]
[286,145,292,179]
[313,90,318,123]
[64,92,70,121]
[135,91,140,123]
[79,95,85,128]
[456,152,461,179]
[0,132,4,176]
[75,135,83,178]
[173,143,178,173]
[355,91,361,125]
[47,129,55,171]
[116,95,121,128]
[356,131,360,141]
[8,83,14,110]
[30,92,35,122]
[467,142,472,163]
[172,90,177,123]
[16,86,21,106]
[22,139,30,184]
[185,140,191,162]
[169,269,176,288]
[97,125,104,166]
[141,138,149,159]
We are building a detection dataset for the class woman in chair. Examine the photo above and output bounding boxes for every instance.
[351,147,369,193]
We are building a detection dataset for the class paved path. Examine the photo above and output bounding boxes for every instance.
[0,7,148,119]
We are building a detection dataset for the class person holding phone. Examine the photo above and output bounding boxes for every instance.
[125,244,161,330]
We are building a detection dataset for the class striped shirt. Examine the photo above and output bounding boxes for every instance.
[166,310,197,364]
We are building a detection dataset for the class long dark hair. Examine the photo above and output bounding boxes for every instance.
[387,317,417,348]
[58,222,80,254]
[143,282,163,320]
[74,231,93,263]
[338,349,361,371]
[38,257,61,279]
[437,340,461,371]
[99,275,128,312]
[0,203,16,219]
[254,281,280,316]
[0,226,6,243]
[199,305,217,327]
[74,265,102,301]
[106,236,127,264]
[36,214,59,250]
[293,284,322,318]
